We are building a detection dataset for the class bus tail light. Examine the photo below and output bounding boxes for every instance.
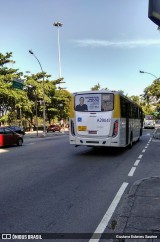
[112,120,118,137]
[70,120,75,136]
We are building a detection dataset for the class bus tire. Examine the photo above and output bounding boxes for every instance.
[137,129,142,142]
[128,133,133,149]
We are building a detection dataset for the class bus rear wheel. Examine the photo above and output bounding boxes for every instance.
[128,133,133,149]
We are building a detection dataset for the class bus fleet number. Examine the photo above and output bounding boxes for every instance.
[97,118,111,122]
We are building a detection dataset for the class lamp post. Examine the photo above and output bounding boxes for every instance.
[139,70,158,79]
[29,50,46,135]
[53,21,63,78]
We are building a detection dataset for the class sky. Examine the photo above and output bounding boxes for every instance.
[1,0,160,96]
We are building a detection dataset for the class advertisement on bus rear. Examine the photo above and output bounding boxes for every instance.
[75,93,114,112]
[75,94,101,112]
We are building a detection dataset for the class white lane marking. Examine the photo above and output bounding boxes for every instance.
[134,160,140,166]
[138,154,143,159]
[0,149,8,153]
[142,149,146,153]
[145,146,148,149]
[128,167,136,177]
[89,182,128,242]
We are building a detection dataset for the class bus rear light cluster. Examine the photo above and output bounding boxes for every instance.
[112,120,119,137]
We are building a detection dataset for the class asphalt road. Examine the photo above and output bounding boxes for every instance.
[0,129,158,241]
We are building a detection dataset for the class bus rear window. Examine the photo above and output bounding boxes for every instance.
[75,93,114,112]
[101,94,114,111]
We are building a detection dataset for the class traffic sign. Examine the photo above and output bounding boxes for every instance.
[12,79,24,90]
[148,0,160,26]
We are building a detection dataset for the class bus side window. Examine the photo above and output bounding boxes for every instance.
[120,97,127,118]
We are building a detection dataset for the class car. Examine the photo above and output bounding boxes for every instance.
[7,126,25,135]
[47,124,61,132]
[0,127,23,147]
[144,120,155,129]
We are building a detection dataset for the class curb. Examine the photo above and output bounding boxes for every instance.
[24,131,69,139]
[153,128,160,140]
[109,177,160,242]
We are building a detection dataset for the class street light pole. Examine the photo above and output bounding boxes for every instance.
[29,50,46,135]
[139,70,158,79]
[53,22,63,78]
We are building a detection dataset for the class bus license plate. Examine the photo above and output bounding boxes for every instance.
[78,126,87,131]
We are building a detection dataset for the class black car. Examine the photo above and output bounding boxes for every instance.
[7,126,25,135]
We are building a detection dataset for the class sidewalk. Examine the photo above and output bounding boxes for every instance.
[111,177,160,241]
[109,131,160,242]
[24,129,69,139]
[153,127,160,139]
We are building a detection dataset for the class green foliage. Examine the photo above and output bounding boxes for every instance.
[129,95,140,105]
[0,52,71,127]
[91,83,108,91]
[143,80,160,117]
[91,83,101,91]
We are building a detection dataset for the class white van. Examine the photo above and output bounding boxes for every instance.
[144,115,155,129]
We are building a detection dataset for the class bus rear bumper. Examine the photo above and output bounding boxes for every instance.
[69,136,120,147]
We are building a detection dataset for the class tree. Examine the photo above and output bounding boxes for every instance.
[0,52,31,126]
[24,73,70,125]
[143,80,160,118]
[91,83,108,91]
[0,51,71,127]
[54,89,71,122]
[129,95,140,105]
[91,83,101,91]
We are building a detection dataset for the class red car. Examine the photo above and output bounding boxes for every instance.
[47,124,61,132]
[0,127,23,147]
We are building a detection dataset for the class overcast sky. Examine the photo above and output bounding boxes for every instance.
[1,0,160,96]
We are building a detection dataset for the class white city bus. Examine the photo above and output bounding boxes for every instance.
[69,90,144,148]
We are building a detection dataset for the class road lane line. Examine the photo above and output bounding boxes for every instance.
[0,149,8,153]
[89,182,128,242]
[145,146,148,149]
[138,154,143,159]
[142,149,146,153]
[134,160,140,166]
[128,167,136,177]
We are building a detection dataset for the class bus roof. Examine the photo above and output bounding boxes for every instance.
[73,90,119,95]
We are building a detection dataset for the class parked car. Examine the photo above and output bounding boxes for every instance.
[7,126,25,135]
[0,127,23,147]
[47,124,61,132]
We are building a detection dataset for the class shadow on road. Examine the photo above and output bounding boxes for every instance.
[74,146,127,158]
[72,138,143,158]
